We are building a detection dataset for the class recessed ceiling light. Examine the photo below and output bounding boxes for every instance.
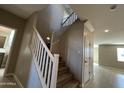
[104,29,110,32]
[46,37,50,40]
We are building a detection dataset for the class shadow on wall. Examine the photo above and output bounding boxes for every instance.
[36,4,65,44]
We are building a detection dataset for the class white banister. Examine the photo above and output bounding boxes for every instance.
[50,54,59,87]
[29,26,59,88]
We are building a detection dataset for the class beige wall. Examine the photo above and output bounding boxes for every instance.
[51,40,61,54]
[99,45,124,69]
[15,12,42,87]
[27,62,42,87]
[59,20,84,83]
[4,30,15,53]
[0,8,26,74]
[36,4,64,44]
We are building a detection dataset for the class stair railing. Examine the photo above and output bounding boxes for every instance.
[30,26,59,88]
[62,12,78,27]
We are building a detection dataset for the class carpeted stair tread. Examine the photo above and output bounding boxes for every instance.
[62,80,79,88]
[59,61,66,67]
[58,66,68,72]
[57,56,80,88]
[57,73,72,84]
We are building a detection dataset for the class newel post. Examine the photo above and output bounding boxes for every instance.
[50,54,59,88]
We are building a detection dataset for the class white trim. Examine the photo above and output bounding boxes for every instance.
[5,73,23,88]
[50,54,59,87]
[4,28,17,76]
[84,21,95,32]
[13,74,23,88]
[84,74,94,88]
[82,84,85,88]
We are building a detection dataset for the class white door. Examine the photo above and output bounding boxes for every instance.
[83,21,94,86]
[83,26,93,84]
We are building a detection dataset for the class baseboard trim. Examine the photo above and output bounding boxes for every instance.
[84,74,94,88]
[81,83,85,88]
[5,73,23,88]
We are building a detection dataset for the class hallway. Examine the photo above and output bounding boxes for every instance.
[86,64,124,88]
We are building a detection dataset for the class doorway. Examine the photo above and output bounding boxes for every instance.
[0,25,15,78]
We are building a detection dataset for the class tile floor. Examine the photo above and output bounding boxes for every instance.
[0,64,124,88]
[86,64,124,88]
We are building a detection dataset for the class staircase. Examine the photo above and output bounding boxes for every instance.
[57,57,80,88]
[30,27,59,88]
[30,5,80,88]
[52,8,80,88]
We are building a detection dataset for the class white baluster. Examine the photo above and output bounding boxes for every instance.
[50,54,59,88]
[31,27,60,88]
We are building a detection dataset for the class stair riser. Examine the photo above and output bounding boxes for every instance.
[58,67,69,75]
[58,70,68,75]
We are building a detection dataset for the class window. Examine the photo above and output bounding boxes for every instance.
[117,48,124,62]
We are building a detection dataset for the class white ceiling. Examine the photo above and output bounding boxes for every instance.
[1,4,124,46]
[70,4,124,46]
[0,4,48,19]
